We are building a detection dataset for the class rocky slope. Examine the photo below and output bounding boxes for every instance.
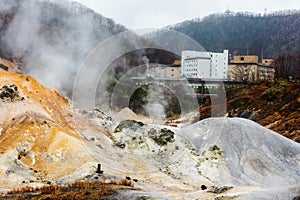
[1,72,300,199]
[181,118,300,187]
[0,71,91,189]
[180,118,300,200]
[0,71,211,199]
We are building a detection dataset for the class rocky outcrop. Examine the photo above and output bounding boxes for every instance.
[180,117,300,198]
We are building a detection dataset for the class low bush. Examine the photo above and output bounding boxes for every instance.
[262,80,287,101]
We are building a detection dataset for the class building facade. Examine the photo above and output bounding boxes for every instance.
[228,55,275,81]
[181,50,228,79]
[148,60,181,78]
[164,60,181,78]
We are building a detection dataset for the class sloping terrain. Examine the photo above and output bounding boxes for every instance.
[181,118,300,186]
[0,71,94,189]
[180,117,300,199]
[1,72,300,199]
[227,81,300,142]
[199,80,300,142]
[0,72,214,199]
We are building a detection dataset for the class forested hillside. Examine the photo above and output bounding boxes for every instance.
[170,10,300,59]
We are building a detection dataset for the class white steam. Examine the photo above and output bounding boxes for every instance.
[144,84,168,123]
[0,0,126,94]
[142,56,150,73]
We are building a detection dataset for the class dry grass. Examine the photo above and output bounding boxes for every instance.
[7,186,37,194]
[3,178,134,200]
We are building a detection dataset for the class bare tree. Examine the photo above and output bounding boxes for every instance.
[231,65,255,81]
[294,55,300,80]
[274,55,300,80]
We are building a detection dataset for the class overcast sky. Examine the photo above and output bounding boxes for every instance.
[73,0,300,29]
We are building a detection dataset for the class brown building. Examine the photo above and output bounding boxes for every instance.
[228,55,274,81]
[150,60,181,78]
[231,55,258,64]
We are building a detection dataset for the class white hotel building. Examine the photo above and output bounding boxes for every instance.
[181,50,229,79]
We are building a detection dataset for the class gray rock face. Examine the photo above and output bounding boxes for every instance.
[180,117,300,187]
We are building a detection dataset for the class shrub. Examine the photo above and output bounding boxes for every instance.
[166,111,174,118]
[262,80,287,101]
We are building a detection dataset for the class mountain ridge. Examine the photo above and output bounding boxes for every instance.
[168,10,300,58]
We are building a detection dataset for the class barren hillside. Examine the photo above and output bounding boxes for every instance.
[199,80,300,142]
[0,72,213,199]
[0,72,300,199]
[0,71,93,189]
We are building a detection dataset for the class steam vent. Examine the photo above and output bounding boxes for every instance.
[0,0,300,199]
